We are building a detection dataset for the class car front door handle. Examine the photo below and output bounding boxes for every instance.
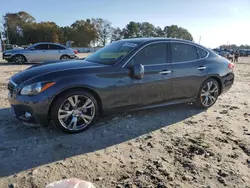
[159,70,172,75]
[197,66,206,70]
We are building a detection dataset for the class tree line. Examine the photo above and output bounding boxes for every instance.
[1,11,193,47]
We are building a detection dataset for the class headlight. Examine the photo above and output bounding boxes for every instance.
[20,82,55,95]
[4,53,12,56]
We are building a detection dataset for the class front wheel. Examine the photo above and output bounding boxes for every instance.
[195,78,220,108]
[12,55,26,64]
[51,90,98,133]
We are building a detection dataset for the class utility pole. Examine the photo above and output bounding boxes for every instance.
[0,29,4,52]
[0,31,2,52]
[199,36,201,44]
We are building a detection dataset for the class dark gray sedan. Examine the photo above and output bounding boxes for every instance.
[8,38,235,133]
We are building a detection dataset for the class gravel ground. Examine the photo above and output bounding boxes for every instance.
[0,55,249,188]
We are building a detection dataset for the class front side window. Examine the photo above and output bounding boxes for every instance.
[85,41,141,65]
[35,44,48,50]
[129,43,167,66]
[171,43,198,63]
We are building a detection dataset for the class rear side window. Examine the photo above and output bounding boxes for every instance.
[49,44,65,50]
[130,43,167,65]
[35,44,48,50]
[197,48,208,58]
[171,43,198,63]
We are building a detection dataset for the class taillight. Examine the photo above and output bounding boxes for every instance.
[74,50,78,54]
[228,62,235,69]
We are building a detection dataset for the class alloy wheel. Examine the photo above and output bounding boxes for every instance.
[200,81,219,107]
[58,95,95,131]
[14,55,25,64]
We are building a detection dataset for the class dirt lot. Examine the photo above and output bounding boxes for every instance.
[0,54,249,188]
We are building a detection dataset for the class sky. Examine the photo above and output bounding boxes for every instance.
[0,0,250,48]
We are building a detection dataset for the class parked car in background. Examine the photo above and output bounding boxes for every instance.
[239,50,248,57]
[3,44,24,50]
[8,38,235,133]
[2,42,77,64]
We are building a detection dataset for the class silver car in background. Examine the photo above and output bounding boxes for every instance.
[2,42,77,64]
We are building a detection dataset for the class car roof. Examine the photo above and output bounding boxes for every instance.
[120,37,208,50]
[33,42,65,46]
[121,37,191,43]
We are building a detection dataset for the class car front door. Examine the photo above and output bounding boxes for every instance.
[113,42,172,109]
[170,42,208,100]
[28,44,49,62]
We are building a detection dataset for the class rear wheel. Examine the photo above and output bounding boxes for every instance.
[60,55,70,60]
[51,90,98,133]
[195,78,220,108]
[12,55,26,64]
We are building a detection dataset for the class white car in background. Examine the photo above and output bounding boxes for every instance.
[3,42,77,64]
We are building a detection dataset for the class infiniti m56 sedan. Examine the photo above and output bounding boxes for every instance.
[8,38,235,133]
[3,42,77,64]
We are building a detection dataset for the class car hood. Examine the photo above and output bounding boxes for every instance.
[4,49,26,54]
[11,60,107,85]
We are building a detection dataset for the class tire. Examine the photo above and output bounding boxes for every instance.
[60,55,70,60]
[12,55,26,64]
[51,90,98,133]
[195,78,220,108]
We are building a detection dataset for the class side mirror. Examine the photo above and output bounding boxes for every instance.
[29,47,35,50]
[132,64,144,80]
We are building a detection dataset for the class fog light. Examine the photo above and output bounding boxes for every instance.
[25,112,32,119]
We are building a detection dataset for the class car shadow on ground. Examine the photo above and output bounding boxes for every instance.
[0,104,205,177]
[0,62,37,66]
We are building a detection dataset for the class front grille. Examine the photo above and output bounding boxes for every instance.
[8,81,16,94]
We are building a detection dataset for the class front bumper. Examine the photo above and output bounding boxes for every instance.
[2,54,13,61]
[8,92,51,126]
[69,55,77,59]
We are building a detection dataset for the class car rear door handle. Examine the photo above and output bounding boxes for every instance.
[197,66,206,70]
[159,70,172,75]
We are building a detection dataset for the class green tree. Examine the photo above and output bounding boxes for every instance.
[71,20,98,47]
[59,26,73,45]
[111,27,123,42]
[91,18,113,46]
[138,22,156,37]
[123,21,140,38]
[3,11,35,45]
[164,25,193,41]
[154,26,165,37]
[30,22,60,43]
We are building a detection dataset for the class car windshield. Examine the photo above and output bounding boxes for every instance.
[26,44,35,49]
[85,41,141,65]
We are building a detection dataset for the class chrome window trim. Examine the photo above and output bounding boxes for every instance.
[122,41,170,68]
[170,41,210,64]
[122,40,210,68]
[143,63,170,67]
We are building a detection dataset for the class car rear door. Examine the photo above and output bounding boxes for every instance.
[113,42,172,109]
[170,42,208,100]
[47,44,65,61]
